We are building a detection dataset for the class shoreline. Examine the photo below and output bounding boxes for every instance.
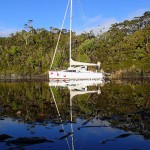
[0,72,150,82]
[0,76,150,83]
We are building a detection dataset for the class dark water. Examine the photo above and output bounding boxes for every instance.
[0,80,150,150]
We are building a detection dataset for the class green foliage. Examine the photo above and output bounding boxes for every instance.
[0,12,150,76]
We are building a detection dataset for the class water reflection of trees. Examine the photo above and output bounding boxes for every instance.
[0,82,69,122]
[0,81,150,138]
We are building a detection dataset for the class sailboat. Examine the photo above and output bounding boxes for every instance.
[49,0,104,80]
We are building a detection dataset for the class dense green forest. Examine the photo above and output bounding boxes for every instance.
[0,12,150,78]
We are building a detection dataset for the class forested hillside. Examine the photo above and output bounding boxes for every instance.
[0,12,150,78]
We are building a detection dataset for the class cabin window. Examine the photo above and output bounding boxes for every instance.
[64,70,76,72]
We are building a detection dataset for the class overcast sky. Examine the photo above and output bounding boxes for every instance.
[0,0,150,36]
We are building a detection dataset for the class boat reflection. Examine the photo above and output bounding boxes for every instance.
[49,79,105,96]
[49,79,105,150]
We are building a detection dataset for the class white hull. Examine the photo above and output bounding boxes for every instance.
[49,71,104,80]
[49,78,105,87]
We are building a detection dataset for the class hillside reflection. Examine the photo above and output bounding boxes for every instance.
[0,80,150,149]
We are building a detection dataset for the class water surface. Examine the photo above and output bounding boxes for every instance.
[0,80,150,150]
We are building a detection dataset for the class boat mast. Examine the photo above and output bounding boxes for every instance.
[69,0,73,67]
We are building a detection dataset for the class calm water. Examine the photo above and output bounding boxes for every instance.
[0,80,150,150]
